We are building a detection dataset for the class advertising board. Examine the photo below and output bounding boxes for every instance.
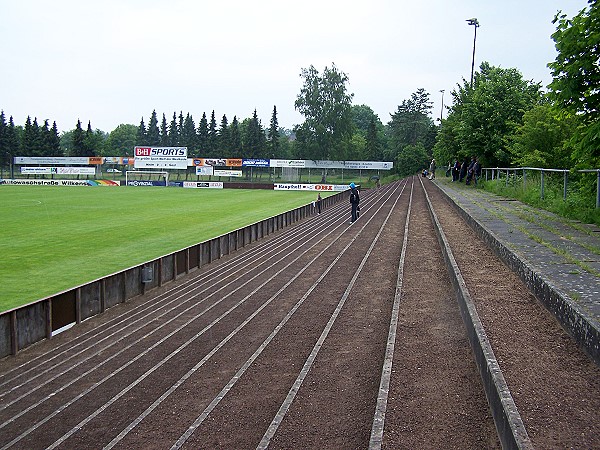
[134,147,187,169]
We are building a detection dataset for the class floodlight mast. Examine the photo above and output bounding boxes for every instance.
[466,18,480,88]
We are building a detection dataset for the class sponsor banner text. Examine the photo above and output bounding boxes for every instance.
[182,181,224,189]
[273,183,348,192]
[214,169,242,177]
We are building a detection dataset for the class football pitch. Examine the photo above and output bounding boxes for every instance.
[0,185,325,312]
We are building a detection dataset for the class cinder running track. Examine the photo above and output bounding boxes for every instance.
[1,178,599,449]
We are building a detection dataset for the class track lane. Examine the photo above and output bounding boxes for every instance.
[0,183,404,449]
[1,177,597,449]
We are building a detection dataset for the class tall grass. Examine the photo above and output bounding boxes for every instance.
[0,186,323,311]
[482,171,600,226]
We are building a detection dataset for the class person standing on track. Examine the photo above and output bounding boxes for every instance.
[428,158,436,180]
[316,193,322,214]
[349,182,360,223]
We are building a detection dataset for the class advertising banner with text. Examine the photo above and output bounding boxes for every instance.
[214,169,242,177]
[1,178,93,186]
[14,156,103,165]
[182,181,224,189]
[195,166,214,176]
[20,167,96,175]
[134,147,187,169]
[273,183,349,192]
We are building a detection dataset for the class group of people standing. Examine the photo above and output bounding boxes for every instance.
[318,154,482,225]
[450,156,481,185]
[323,155,481,226]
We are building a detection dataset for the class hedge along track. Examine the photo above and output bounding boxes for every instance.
[0,181,408,449]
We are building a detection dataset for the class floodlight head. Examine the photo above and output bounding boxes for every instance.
[466,18,480,27]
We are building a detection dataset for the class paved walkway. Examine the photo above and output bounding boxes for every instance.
[433,177,600,364]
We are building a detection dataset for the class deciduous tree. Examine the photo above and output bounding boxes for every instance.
[548,1,600,167]
[106,124,137,156]
[508,104,577,168]
[294,63,354,161]
[435,62,542,166]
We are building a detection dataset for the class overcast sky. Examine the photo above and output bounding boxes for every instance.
[0,0,589,135]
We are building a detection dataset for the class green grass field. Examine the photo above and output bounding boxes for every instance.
[0,185,325,312]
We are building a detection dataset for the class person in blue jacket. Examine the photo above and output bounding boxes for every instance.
[349,182,360,223]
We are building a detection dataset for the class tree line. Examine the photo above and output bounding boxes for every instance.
[434,2,599,173]
[1,2,597,178]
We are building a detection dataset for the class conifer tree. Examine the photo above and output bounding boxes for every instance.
[181,113,197,155]
[0,111,7,169]
[86,121,93,155]
[147,110,160,146]
[168,112,179,146]
[6,116,20,158]
[229,116,241,156]
[136,117,147,145]
[22,116,36,156]
[50,121,61,156]
[81,120,100,156]
[197,112,209,156]
[268,106,280,158]
[244,109,265,158]
[160,113,169,146]
[178,112,184,140]
[40,120,54,156]
[208,110,218,157]
[219,115,230,155]
[0,111,6,159]
[72,119,86,156]
[32,118,43,156]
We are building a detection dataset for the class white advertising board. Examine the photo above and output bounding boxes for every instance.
[213,169,242,177]
[182,181,224,189]
[195,166,214,176]
[271,159,393,169]
[273,183,349,192]
[270,159,306,168]
[15,156,92,165]
[20,167,96,175]
[134,147,187,169]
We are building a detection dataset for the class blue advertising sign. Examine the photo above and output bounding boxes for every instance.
[126,180,167,187]
[242,159,270,167]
